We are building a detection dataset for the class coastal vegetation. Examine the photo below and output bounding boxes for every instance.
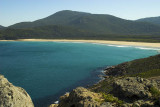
[131,69,160,78]
[102,93,124,106]
[88,54,160,106]
[105,54,160,77]
[92,54,160,93]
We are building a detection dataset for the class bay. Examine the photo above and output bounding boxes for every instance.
[0,41,158,107]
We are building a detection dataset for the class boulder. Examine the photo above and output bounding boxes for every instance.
[58,87,103,107]
[0,75,34,107]
[113,77,157,99]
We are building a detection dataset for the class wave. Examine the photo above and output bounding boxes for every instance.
[52,41,160,51]
[135,47,160,51]
[107,44,160,51]
[90,43,107,46]
[54,41,84,44]
[107,44,130,48]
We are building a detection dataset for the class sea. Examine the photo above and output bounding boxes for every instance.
[0,41,159,107]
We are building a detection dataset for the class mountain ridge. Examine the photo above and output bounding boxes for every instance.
[137,16,160,26]
[8,10,160,35]
[0,10,160,42]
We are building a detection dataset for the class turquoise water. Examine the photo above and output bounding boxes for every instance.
[0,41,159,107]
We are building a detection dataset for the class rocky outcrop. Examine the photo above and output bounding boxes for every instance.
[104,63,128,76]
[49,77,160,107]
[113,77,158,99]
[0,75,34,107]
[58,87,103,107]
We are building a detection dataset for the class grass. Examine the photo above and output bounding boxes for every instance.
[130,69,160,78]
[90,77,114,93]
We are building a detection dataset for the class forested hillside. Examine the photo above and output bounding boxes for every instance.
[137,16,160,26]
[0,10,160,42]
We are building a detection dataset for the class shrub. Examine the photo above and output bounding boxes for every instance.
[130,69,160,78]
[150,86,160,99]
[102,93,123,106]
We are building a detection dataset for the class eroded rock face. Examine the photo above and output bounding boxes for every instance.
[0,75,34,107]
[58,87,103,107]
[113,77,157,99]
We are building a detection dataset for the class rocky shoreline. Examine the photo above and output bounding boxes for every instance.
[49,54,160,107]
[1,54,160,107]
[50,76,160,107]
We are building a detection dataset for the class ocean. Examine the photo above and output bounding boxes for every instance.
[0,41,159,107]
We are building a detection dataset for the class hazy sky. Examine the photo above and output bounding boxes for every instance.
[1,0,160,26]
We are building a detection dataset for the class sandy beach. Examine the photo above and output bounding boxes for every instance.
[1,39,160,48]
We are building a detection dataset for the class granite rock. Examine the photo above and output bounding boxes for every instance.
[0,75,34,107]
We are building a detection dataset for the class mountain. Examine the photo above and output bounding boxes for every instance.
[137,16,160,26]
[9,10,160,35]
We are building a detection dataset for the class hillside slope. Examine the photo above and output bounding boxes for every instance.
[0,25,95,40]
[1,25,160,42]
[105,54,160,76]
[9,10,160,35]
[137,16,160,26]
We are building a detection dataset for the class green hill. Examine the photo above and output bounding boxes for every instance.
[9,10,160,35]
[137,16,160,26]
[105,54,160,77]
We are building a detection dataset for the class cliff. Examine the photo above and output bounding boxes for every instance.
[0,75,34,107]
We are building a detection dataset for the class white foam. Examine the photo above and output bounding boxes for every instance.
[54,101,59,104]
[107,44,116,47]
[90,43,107,46]
[53,41,84,44]
[115,45,130,47]
[135,47,160,51]
[107,44,130,48]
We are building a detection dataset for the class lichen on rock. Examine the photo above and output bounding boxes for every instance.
[0,75,34,107]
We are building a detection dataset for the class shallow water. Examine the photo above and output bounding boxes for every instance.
[0,41,158,107]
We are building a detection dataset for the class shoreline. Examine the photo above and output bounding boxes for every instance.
[1,39,160,106]
[0,39,160,48]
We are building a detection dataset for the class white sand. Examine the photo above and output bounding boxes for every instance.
[1,39,160,48]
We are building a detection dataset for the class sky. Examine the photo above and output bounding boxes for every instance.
[0,0,160,27]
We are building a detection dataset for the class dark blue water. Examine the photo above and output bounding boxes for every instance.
[0,41,158,107]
